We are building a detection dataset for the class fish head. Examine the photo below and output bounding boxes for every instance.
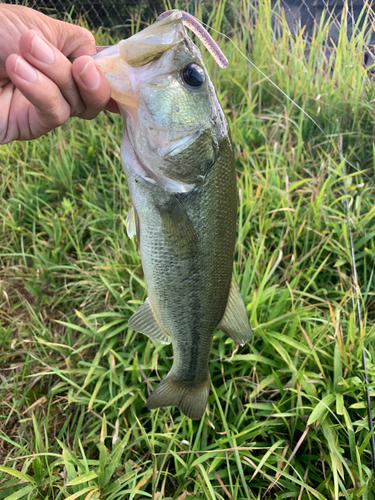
[93,11,228,193]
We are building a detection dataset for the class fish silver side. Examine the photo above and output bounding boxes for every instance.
[93,11,252,419]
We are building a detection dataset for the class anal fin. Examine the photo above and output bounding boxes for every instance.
[218,274,252,346]
[128,298,171,345]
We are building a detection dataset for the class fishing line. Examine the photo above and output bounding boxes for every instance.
[198,16,372,182]
[185,7,375,468]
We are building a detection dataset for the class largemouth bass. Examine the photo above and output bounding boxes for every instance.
[94,11,252,419]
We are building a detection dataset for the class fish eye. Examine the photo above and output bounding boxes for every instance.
[181,63,205,87]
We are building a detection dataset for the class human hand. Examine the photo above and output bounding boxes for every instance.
[0,4,118,144]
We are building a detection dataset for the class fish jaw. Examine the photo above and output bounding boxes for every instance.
[117,75,219,192]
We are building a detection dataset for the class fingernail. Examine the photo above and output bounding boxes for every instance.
[79,60,100,89]
[14,56,37,83]
[31,34,54,64]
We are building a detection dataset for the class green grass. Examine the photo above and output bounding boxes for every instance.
[1,0,375,498]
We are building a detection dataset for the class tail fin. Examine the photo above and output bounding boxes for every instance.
[147,372,210,420]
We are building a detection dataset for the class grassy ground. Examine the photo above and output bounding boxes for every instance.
[1,1,375,499]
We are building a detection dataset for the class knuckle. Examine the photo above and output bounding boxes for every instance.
[56,77,85,117]
[80,28,95,46]
[71,101,86,118]
[66,25,95,45]
[59,77,75,96]
[45,99,70,127]
[59,23,96,54]
[63,80,81,105]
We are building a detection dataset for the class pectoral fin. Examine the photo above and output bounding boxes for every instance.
[128,298,171,345]
[218,274,252,346]
[126,206,138,239]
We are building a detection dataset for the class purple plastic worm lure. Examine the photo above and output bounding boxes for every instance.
[156,10,229,69]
